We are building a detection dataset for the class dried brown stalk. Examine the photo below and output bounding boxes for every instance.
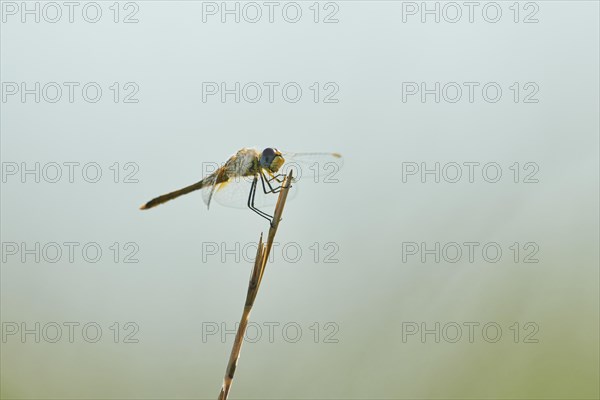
[217,171,293,400]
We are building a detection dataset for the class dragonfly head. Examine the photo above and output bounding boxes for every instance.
[260,147,285,173]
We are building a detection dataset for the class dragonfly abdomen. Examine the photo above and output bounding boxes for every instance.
[140,179,207,210]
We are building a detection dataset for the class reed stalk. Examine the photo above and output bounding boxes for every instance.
[217,171,293,400]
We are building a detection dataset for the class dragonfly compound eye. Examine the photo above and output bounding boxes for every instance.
[260,148,277,167]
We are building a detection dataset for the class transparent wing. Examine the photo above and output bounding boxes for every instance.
[201,173,297,209]
[279,152,343,183]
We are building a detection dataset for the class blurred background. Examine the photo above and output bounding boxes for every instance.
[1,1,598,399]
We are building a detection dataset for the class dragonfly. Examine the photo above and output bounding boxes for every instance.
[139,147,342,224]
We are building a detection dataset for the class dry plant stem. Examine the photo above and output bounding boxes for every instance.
[218,172,293,400]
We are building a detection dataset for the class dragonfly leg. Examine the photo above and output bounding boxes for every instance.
[271,172,293,187]
[268,173,286,184]
[260,171,284,194]
[247,176,274,224]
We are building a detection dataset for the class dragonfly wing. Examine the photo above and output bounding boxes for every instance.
[203,173,297,209]
[279,152,344,183]
[200,174,220,209]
